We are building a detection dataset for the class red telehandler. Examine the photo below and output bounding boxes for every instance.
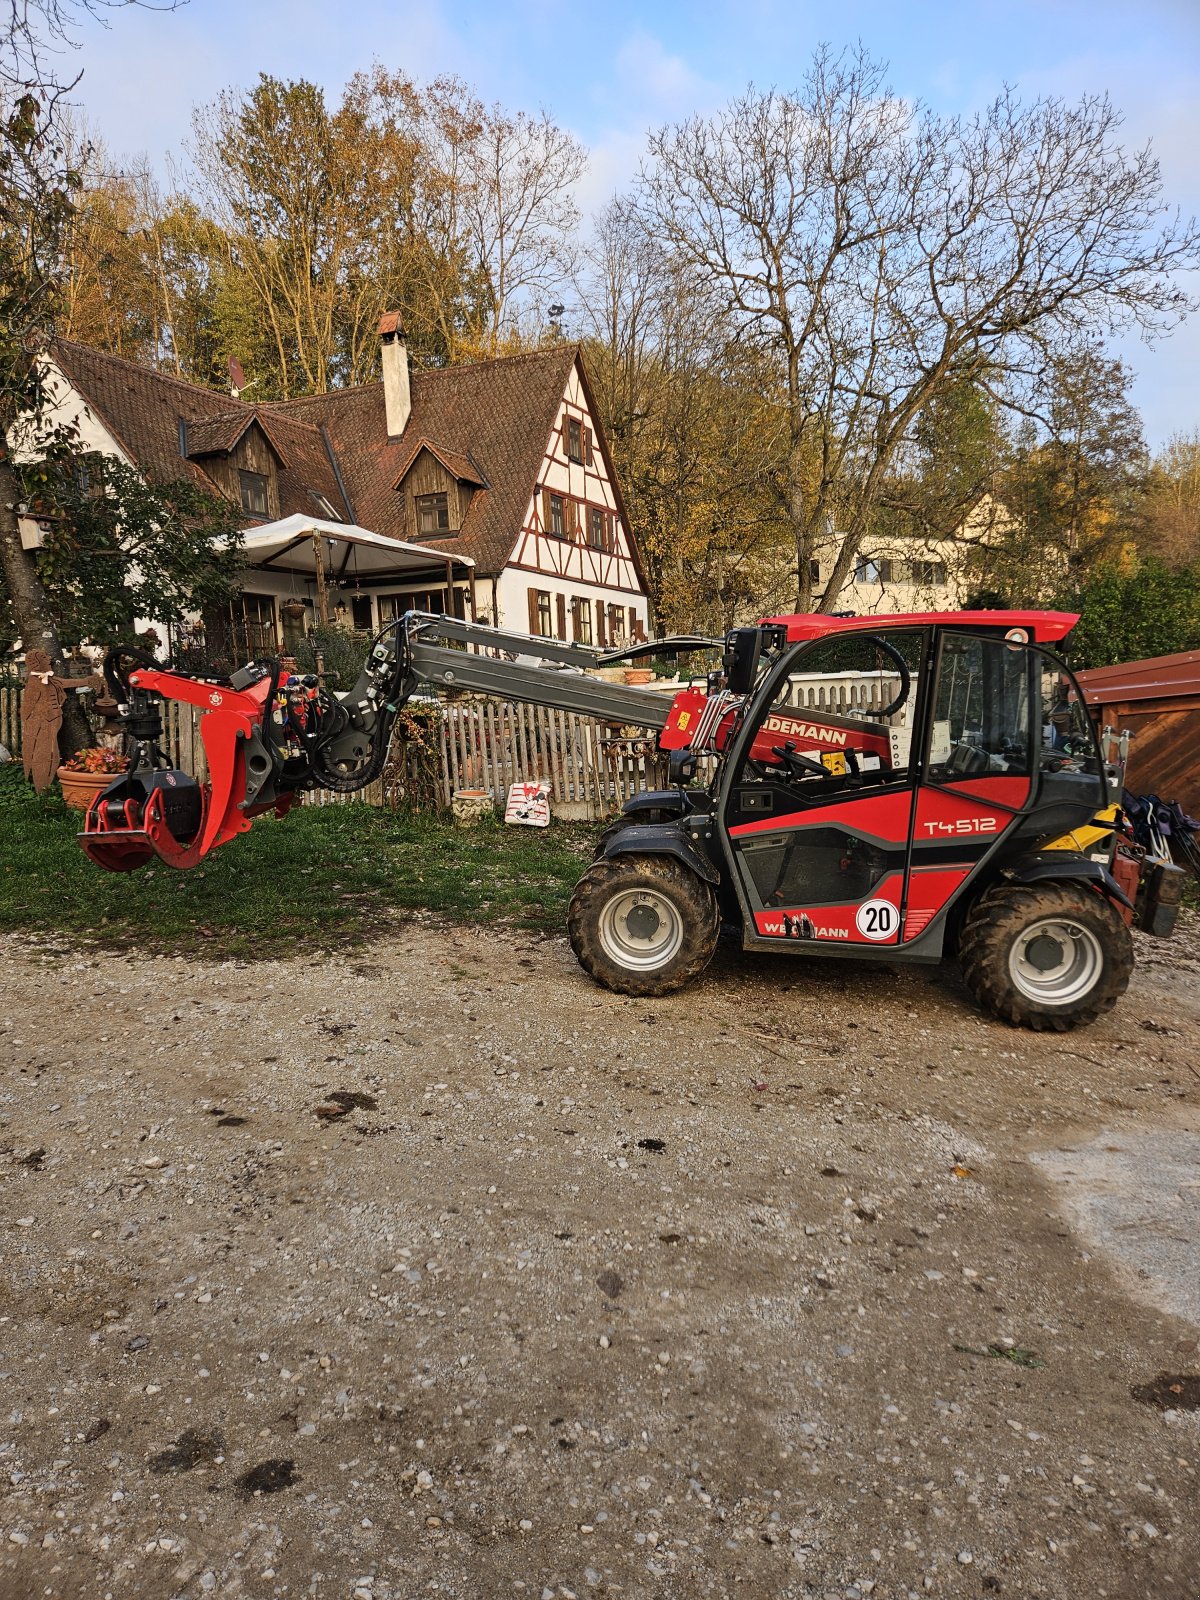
[80,607,1138,1031]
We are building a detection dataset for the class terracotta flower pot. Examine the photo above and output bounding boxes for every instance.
[57,766,117,812]
[623,668,653,686]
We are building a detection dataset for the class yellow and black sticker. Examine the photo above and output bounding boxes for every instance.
[821,751,847,776]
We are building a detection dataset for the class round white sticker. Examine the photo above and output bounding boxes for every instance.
[855,899,899,941]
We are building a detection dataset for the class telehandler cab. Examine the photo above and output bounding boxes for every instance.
[80,607,1134,1031]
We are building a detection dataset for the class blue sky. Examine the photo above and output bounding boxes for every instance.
[71,0,1200,446]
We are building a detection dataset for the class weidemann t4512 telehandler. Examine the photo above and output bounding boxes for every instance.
[79,606,1138,1031]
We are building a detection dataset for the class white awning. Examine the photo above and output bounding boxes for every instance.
[238,514,473,580]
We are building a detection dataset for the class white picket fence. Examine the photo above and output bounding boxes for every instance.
[441,699,665,820]
[2,670,901,819]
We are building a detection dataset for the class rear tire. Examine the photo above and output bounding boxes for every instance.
[568,854,719,997]
[959,881,1132,1031]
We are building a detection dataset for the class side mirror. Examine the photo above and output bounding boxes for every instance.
[668,749,698,786]
[723,627,762,694]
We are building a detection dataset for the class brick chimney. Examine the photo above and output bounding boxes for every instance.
[379,311,411,439]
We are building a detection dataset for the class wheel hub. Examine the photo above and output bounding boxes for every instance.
[625,902,662,941]
[1025,932,1065,972]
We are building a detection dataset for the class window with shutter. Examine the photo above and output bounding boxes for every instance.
[566,417,584,463]
[572,597,593,645]
[607,603,624,642]
[587,506,605,549]
[628,606,637,638]
[548,494,566,537]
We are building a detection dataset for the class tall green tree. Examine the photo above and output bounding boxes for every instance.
[1060,556,1200,669]
[1004,342,1147,578]
[1,0,188,753]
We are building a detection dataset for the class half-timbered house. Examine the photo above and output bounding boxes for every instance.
[35,318,651,657]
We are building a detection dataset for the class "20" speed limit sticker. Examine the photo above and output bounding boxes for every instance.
[855,899,899,941]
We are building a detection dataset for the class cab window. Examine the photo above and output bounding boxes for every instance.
[735,629,926,793]
[926,632,1032,781]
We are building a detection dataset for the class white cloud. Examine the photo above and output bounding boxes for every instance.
[613,28,710,113]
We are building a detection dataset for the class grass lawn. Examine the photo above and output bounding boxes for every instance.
[0,766,595,958]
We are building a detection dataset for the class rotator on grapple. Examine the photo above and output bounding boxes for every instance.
[79,606,1163,1031]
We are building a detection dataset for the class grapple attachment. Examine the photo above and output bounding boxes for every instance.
[80,768,206,872]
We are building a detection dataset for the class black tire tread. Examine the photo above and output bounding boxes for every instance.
[958,880,1133,1032]
[567,854,720,998]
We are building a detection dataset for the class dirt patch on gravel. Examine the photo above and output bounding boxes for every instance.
[0,917,1198,1599]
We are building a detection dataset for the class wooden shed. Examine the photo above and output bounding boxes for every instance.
[1075,650,1200,811]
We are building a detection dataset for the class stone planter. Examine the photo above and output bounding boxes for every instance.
[451,788,494,824]
[57,766,116,812]
[623,668,654,686]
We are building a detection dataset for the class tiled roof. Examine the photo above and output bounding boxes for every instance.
[267,345,577,575]
[389,436,487,490]
[183,410,257,459]
[49,339,351,524]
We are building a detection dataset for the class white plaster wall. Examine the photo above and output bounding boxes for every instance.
[10,360,133,465]
[492,566,650,641]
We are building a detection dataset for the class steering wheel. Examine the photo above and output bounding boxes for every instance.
[868,635,911,718]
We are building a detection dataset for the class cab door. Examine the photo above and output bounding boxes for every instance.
[911,630,1108,928]
[720,629,926,950]
[906,629,1038,940]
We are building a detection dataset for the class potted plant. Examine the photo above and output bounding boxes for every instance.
[57,747,128,811]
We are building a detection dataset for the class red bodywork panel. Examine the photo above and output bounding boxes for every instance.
[79,667,296,873]
[763,609,1079,645]
[658,688,710,751]
[736,778,1032,948]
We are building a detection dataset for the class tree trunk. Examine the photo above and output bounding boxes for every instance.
[0,458,93,756]
[787,432,815,613]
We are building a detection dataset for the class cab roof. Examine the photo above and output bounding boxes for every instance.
[763,610,1079,645]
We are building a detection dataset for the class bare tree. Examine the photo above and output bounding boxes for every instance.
[423,79,586,356]
[639,46,1200,611]
[577,199,791,630]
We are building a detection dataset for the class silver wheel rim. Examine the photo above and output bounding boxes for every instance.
[597,887,685,972]
[1008,916,1103,1005]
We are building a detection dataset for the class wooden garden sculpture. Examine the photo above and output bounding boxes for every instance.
[20,649,104,793]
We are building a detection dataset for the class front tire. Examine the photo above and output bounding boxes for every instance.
[568,854,719,997]
[959,881,1132,1031]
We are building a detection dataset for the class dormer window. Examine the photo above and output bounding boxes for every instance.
[416,491,451,534]
[240,469,269,516]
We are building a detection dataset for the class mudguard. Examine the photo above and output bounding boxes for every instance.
[620,789,687,822]
[600,821,720,885]
[1007,851,1134,910]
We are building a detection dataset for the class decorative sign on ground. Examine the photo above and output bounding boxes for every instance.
[504,780,551,827]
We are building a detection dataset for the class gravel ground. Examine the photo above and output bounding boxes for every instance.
[1,915,1198,1600]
